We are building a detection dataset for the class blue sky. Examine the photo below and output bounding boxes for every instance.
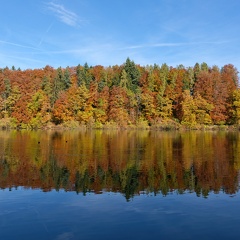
[0,0,240,70]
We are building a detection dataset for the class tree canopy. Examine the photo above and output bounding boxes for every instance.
[0,60,239,129]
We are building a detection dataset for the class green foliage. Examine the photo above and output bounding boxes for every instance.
[201,62,209,72]
[123,58,140,93]
[193,63,200,80]
[29,113,44,129]
[28,91,45,114]
[63,67,71,89]
[51,67,71,106]
[41,76,52,96]
[76,63,93,89]
[93,121,103,129]
[3,85,21,116]
[232,89,240,124]
[4,79,11,98]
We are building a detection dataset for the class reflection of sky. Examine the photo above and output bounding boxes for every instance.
[0,189,240,240]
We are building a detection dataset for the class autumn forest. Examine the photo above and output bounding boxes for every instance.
[0,58,239,129]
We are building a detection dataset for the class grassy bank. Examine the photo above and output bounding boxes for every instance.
[0,118,239,131]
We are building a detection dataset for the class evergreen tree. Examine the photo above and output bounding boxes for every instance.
[193,63,200,82]
[124,58,140,92]
[4,85,21,116]
[4,79,11,98]
[76,64,84,87]
[63,67,71,89]
[76,63,93,89]
[2,79,12,116]
[200,62,209,72]
[159,63,169,94]
[41,76,52,96]
[51,67,65,106]
[83,63,93,89]
[183,67,194,92]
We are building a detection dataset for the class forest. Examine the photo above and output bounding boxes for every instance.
[0,58,239,129]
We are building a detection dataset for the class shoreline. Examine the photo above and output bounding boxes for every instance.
[0,121,239,132]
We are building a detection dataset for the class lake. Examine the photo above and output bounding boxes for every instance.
[0,129,240,240]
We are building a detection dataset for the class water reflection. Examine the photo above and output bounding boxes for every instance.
[0,130,240,200]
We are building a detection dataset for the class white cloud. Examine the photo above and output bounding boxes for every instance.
[119,41,228,51]
[46,2,79,27]
[38,22,54,47]
[0,40,40,50]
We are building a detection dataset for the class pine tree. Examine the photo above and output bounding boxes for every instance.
[76,63,93,89]
[63,67,71,89]
[124,58,140,92]
[41,76,52,96]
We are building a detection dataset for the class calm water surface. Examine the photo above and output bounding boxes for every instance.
[0,130,240,240]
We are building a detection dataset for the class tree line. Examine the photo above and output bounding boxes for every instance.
[0,58,239,129]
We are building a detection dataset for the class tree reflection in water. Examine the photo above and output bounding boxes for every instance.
[0,130,239,200]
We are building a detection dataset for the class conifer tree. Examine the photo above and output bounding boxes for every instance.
[124,58,140,92]
[76,63,93,89]
[63,67,71,90]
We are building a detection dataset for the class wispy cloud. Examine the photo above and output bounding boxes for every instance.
[37,22,54,47]
[46,2,79,27]
[119,41,227,50]
[0,54,46,63]
[0,40,40,50]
